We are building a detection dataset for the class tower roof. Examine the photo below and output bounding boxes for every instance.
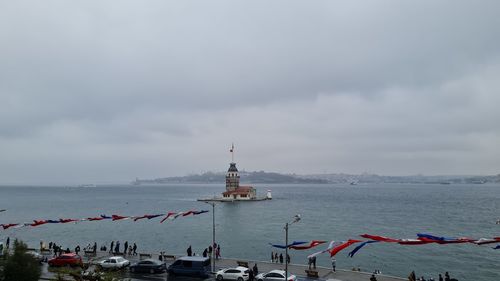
[228,162,238,172]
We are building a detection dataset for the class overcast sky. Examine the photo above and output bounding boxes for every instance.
[1,1,500,184]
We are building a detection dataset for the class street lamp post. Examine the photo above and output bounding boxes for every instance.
[285,214,301,281]
[203,201,216,273]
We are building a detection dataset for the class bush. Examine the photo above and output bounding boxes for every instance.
[1,240,41,281]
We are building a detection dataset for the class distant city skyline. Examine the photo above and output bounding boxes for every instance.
[1,1,500,184]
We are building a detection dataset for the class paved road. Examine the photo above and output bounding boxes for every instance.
[39,251,406,281]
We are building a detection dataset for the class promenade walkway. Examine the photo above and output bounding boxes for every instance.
[39,250,406,281]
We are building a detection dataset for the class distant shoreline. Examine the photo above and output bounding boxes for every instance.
[132,171,500,185]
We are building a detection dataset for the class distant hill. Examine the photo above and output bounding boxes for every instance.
[133,171,500,185]
[133,171,327,184]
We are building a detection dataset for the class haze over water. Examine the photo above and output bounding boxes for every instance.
[0,183,498,281]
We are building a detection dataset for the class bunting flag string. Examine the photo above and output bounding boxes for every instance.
[0,209,209,231]
[272,233,500,259]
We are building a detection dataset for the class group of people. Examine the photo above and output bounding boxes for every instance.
[270,251,290,264]
[409,271,456,281]
[46,241,73,257]
[109,241,138,255]
[187,243,221,259]
[42,240,138,257]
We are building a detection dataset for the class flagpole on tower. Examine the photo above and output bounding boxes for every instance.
[230,143,235,163]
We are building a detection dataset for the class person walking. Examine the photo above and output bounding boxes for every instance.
[253,263,258,276]
[115,241,120,254]
[216,244,221,259]
[274,252,278,263]
[203,248,208,257]
[75,245,80,255]
[331,257,336,272]
[271,251,275,263]
[279,253,283,264]
[286,253,290,264]
[93,242,97,253]
[312,256,317,269]
[110,241,114,254]
[6,237,10,248]
[438,274,443,281]
[249,268,254,281]
[124,241,128,256]
[133,243,137,255]
[187,245,192,256]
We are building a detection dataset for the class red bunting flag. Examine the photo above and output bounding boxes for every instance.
[160,212,177,223]
[112,215,129,221]
[30,220,48,227]
[329,239,362,257]
[1,223,19,230]
[360,234,400,242]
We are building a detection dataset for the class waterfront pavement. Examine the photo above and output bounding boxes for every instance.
[39,251,406,281]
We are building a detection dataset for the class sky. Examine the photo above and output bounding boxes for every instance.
[1,1,500,184]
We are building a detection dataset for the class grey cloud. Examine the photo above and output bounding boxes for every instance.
[0,1,500,183]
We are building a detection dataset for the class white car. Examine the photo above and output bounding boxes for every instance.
[255,270,297,281]
[216,266,251,281]
[98,256,130,269]
[27,251,44,263]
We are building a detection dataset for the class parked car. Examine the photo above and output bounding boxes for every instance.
[98,256,130,270]
[216,266,250,281]
[130,259,166,274]
[167,256,211,278]
[48,253,83,267]
[255,270,297,281]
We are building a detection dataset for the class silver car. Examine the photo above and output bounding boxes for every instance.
[98,256,130,270]
[255,270,297,281]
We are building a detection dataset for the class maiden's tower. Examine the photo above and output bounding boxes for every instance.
[198,145,271,202]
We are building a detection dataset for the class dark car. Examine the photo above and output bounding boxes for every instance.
[48,253,83,267]
[130,259,166,274]
[167,256,211,278]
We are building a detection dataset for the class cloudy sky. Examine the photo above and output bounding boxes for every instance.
[1,1,500,184]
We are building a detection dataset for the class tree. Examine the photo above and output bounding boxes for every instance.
[2,240,41,281]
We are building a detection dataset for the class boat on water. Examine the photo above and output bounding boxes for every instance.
[77,184,97,188]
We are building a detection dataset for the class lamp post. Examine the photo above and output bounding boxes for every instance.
[203,201,216,273]
[285,214,301,281]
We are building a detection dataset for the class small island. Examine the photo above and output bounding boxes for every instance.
[197,161,272,202]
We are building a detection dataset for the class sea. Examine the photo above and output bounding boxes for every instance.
[0,183,498,281]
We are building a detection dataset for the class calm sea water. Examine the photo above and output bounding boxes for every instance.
[0,183,498,281]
